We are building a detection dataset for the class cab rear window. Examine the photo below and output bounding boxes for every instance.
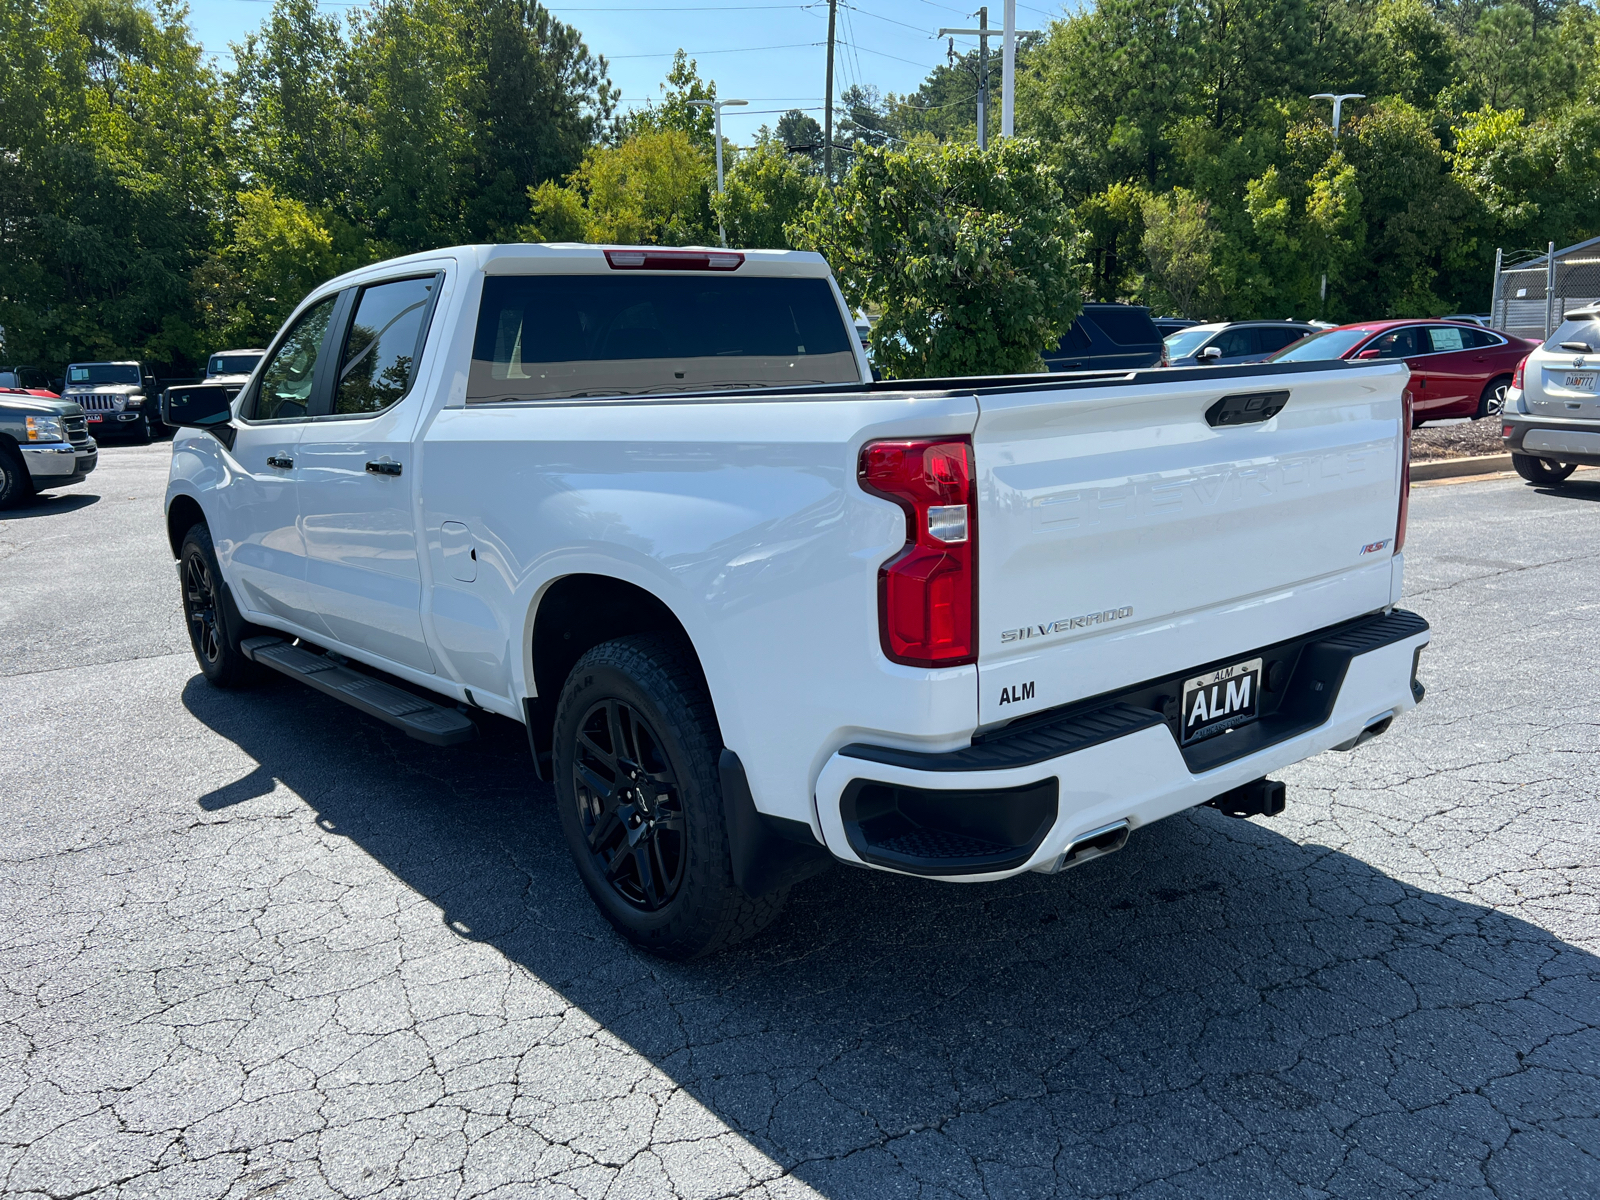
[468,274,859,402]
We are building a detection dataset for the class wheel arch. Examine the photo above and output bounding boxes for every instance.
[523,573,711,779]
[166,492,207,558]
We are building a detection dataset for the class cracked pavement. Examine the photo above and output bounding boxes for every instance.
[2,444,1597,1199]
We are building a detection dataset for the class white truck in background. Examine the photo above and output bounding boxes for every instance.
[163,244,1429,958]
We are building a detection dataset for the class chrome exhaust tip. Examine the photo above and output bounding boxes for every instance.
[1040,819,1130,874]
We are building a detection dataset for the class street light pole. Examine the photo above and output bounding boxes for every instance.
[1309,92,1363,320]
[1309,92,1364,137]
[689,97,748,247]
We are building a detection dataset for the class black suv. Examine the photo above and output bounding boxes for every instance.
[1042,304,1164,372]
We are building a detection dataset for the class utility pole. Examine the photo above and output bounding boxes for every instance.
[939,8,1038,150]
[689,97,748,246]
[824,0,837,183]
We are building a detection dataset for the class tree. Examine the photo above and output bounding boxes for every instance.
[795,139,1082,378]
[522,130,714,246]
[774,110,824,171]
[1141,188,1218,317]
[713,141,817,250]
[621,50,715,149]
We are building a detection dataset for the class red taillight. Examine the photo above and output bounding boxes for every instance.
[1396,390,1411,555]
[1511,356,1526,391]
[859,438,977,667]
[604,249,743,271]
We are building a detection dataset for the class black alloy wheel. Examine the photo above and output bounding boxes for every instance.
[183,551,224,667]
[178,522,266,687]
[572,697,687,911]
[551,634,788,958]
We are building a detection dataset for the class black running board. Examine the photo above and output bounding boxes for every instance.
[240,636,477,746]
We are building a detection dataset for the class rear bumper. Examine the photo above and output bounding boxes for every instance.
[815,608,1429,881]
[1500,410,1600,466]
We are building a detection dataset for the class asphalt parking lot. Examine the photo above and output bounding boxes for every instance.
[2,442,1598,1199]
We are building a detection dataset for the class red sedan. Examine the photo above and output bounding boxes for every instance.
[1269,319,1540,422]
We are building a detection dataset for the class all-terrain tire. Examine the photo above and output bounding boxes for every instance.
[552,633,786,958]
[179,522,269,688]
[1511,454,1578,485]
[0,446,33,510]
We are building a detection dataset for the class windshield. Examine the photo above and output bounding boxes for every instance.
[67,364,140,385]
[1543,317,1600,351]
[1269,328,1371,362]
[1164,328,1216,358]
[209,354,262,376]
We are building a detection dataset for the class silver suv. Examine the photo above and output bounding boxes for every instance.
[1501,304,1600,485]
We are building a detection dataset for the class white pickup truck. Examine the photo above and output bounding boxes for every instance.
[163,244,1429,958]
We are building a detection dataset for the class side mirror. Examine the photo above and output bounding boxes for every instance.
[1560,341,1592,353]
[1198,346,1223,361]
[163,383,234,429]
[1356,348,1382,360]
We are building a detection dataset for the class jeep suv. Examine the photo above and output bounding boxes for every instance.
[61,361,160,442]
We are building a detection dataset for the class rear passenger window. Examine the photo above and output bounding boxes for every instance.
[469,274,858,402]
[1085,307,1159,346]
[1426,325,1466,353]
[333,276,438,415]
[1463,328,1502,349]
[1054,320,1094,354]
[253,296,336,420]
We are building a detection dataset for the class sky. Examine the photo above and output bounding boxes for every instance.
[183,0,1068,146]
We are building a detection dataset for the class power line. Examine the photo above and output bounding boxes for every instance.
[836,40,936,68]
[607,40,819,57]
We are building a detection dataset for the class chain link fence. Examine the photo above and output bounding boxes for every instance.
[1491,238,1600,340]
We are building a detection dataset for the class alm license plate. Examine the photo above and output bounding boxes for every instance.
[1564,373,1596,391]
[1181,657,1263,746]
[86,413,103,423]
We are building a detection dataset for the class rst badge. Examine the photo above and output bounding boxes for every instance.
[1360,539,1392,555]
[1181,657,1263,745]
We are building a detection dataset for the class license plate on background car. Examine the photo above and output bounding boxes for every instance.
[1181,657,1263,745]
[1563,373,1596,390]
[86,414,102,422]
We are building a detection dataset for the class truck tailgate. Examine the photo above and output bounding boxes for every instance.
[972,362,1407,727]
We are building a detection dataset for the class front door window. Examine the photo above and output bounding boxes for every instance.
[254,297,337,420]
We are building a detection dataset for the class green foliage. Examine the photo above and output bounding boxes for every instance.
[522,130,714,246]
[796,139,1082,378]
[713,141,818,250]
[620,50,715,149]
[1141,188,1218,317]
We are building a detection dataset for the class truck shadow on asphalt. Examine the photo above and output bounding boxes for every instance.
[0,492,99,519]
[183,676,1600,1198]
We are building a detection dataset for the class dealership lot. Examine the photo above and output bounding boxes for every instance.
[1,444,1597,1199]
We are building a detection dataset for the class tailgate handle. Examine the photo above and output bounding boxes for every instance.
[1206,390,1289,428]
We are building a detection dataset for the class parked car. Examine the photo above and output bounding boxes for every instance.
[205,349,265,384]
[61,360,161,441]
[1164,321,1318,367]
[1042,303,1163,371]
[0,365,58,397]
[0,392,97,507]
[1268,319,1540,422]
[1500,303,1600,484]
[1152,317,1199,338]
[1438,313,1492,327]
[162,243,1428,958]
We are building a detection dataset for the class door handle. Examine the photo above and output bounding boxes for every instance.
[266,455,293,469]
[366,460,402,477]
